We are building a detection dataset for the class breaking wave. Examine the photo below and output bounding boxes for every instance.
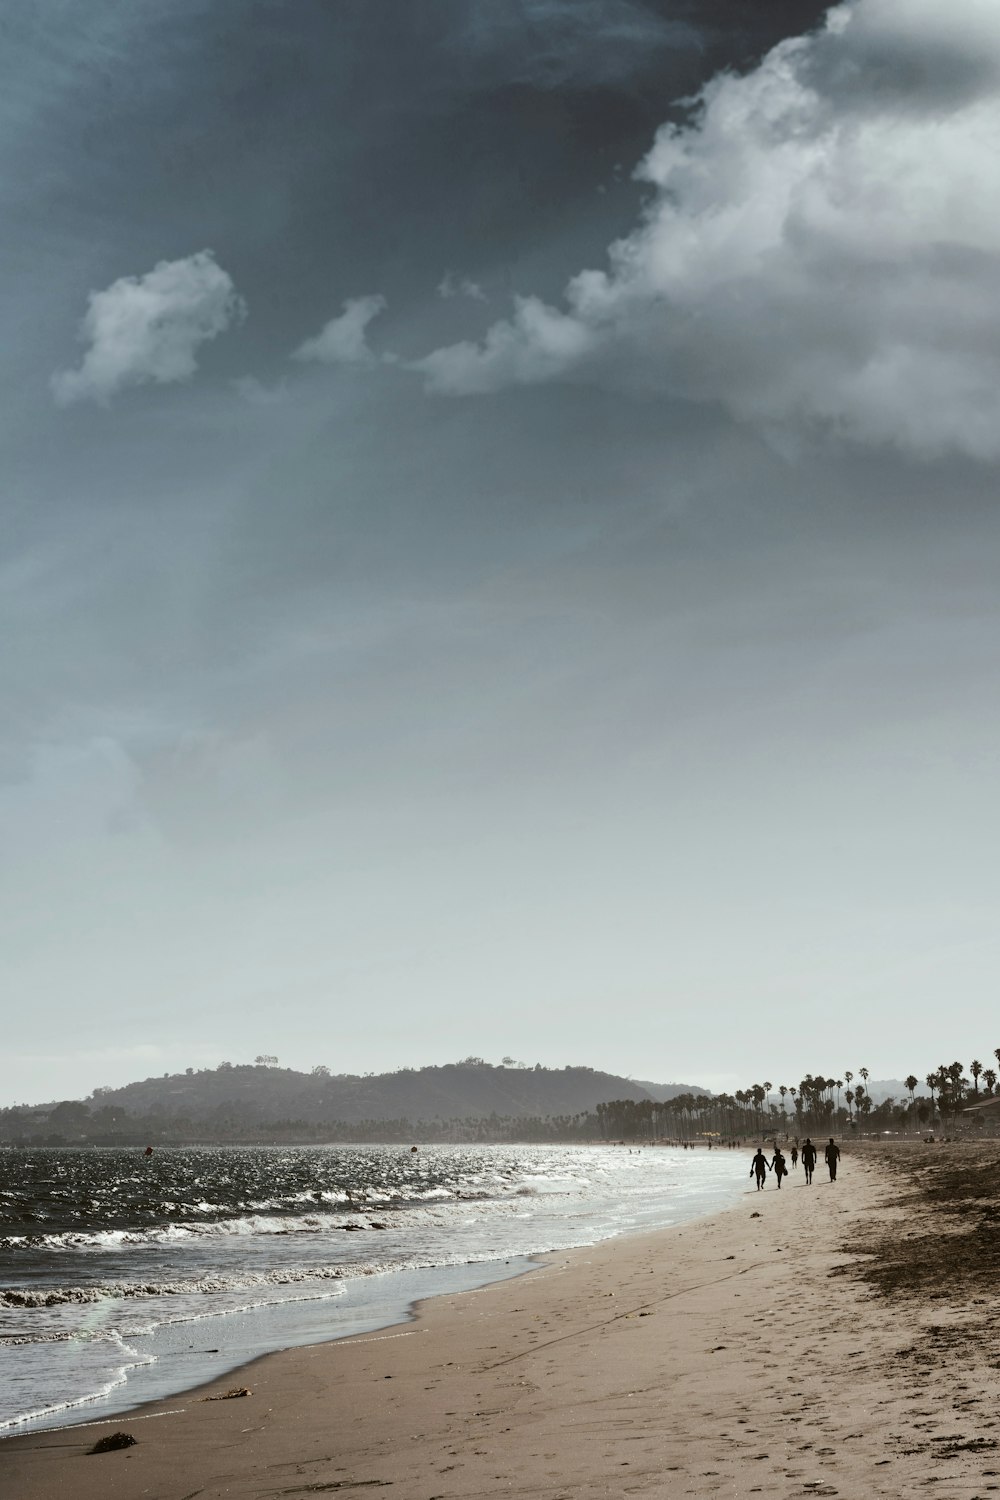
[1,1142,747,1435]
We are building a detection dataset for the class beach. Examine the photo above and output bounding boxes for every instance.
[3,1142,999,1498]
[0,1142,749,1430]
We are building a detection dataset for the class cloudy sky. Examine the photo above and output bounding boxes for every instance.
[4,0,1000,1107]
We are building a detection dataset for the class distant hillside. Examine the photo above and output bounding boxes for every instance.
[631,1080,713,1103]
[83,1060,655,1127]
[864,1079,916,1105]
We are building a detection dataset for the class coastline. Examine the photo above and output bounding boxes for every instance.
[4,1144,998,1497]
[0,1141,748,1434]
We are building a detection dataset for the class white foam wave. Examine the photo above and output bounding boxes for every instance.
[0,1330,154,1432]
[1,1208,405,1255]
[0,1262,358,1321]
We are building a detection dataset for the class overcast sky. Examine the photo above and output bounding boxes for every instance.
[4,0,1000,1107]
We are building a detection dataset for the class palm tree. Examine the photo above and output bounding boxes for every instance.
[854,1083,866,1133]
[925,1073,938,1121]
[809,1077,822,1122]
[835,1079,844,1114]
[859,1066,870,1097]
[983,1068,997,1097]
[970,1059,983,1095]
[751,1083,766,1130]
[845,1087,855,1122]
[779,1085,788,1116]
[936,1065,950,1123]
[800,1076,813,1126]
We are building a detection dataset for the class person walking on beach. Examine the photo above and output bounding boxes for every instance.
[790,1145,798,1170]
[769,1147,787,1188]
[801,1137,817,1185]
[825,1137,841,1181]
[750,1148,769,1190]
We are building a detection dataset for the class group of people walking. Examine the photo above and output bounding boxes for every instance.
[750,1136,840,1190]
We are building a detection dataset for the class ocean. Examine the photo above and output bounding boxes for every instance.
[0,1141,746,1436]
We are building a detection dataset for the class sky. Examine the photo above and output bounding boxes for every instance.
[4,0,1000,1108]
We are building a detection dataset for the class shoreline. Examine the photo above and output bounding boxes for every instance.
[5,1143,999,1497]
[1,1252,550,1440]
[0,1142,748,1436]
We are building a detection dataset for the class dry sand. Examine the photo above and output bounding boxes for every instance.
[3,1142,1000,1498]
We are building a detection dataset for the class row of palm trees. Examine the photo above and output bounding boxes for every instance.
[589,1051,1000,1141]
[733,1049,1000,1137]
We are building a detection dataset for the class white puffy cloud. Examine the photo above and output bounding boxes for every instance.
[415,0,1000,459]
[437,272,487,302]
[417,295,598,395]
[292,294,387,365]
[52,251,245,406]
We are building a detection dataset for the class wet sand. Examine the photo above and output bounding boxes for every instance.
[3,1142,999,1498]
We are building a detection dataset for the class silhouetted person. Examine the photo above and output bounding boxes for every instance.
[825,1137,841,1181]
[769,1148,787,1188]
[750,1148,769,1190]
[801,1137,817,1184]
[790,1145,798,1169]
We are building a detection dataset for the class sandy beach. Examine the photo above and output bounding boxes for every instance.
[3,1143,999,1498]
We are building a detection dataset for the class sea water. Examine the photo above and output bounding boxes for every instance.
[0,1142,745,1435]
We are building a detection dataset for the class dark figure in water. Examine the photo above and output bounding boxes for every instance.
[801,1137,818,1184]
[769,1148,787,1188]
[825,1137,841,1181]
[790,1145,799,1169]
[750,1148,769,1190]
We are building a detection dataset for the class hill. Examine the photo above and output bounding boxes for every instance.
[864,1079,916,1105]
[79,1059,657,1128]
[631,1079,714,1103]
